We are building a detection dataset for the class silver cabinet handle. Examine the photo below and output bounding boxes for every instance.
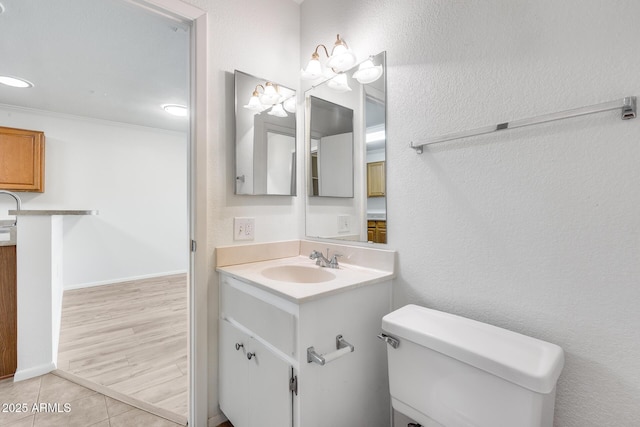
[247,352,256,360]
[235,343,244,351]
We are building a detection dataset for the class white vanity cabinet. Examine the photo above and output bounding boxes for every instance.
[219,271,392,427]
[219,320,292,426]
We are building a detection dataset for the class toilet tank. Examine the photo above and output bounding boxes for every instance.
[381,305,564,427]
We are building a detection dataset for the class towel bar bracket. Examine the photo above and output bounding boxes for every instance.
[307,334,355,366]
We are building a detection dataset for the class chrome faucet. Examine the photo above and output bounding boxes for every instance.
[0,190,22,226]
[309,249,341,269]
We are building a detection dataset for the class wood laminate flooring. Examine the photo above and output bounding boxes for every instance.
[57,274,188,419]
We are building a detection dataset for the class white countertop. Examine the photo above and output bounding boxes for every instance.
[9,210,98,216]
[217,255,394,303]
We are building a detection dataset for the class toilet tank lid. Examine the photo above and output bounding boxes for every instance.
[382,304,564,394]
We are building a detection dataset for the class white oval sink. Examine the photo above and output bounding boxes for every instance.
[260,265,336,283]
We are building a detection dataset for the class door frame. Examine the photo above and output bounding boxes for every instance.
[126,1,208,425]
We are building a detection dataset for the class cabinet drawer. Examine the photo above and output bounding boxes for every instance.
[221,277,296,357]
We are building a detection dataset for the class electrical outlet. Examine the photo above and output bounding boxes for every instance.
[337,215,350,233]
[234,217,255,241]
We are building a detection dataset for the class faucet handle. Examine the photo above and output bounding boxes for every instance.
[329,253,342,268]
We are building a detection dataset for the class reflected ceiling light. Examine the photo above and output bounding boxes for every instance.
[163,104,188,117]
[301,34,357,80]
[0,75,34,88]
[353,58,383,84]
[268,103,288,118]
[327,73,352,93]
[366,129,386,144]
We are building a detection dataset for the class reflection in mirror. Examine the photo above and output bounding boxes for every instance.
[234,70,296,195]
[309,96,354,197]
[305,51,386,243]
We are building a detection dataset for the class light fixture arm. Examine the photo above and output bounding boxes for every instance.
[331,34,349,54]
[252,84,265,96]
[312,44,330,60]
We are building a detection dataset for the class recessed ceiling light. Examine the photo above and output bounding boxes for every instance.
[0,75,34,88]
[162,104,188,117]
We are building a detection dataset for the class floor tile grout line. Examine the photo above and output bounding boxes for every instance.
[51,370,186,426]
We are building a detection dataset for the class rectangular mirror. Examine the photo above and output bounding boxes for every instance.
[309,96,354,197]
[305,51,386,243]
[234,70,296,195]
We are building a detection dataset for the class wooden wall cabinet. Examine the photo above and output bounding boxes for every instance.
[0,126,45,192]
[367,161,385,197]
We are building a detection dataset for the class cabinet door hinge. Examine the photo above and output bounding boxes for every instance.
[191,240,197,252]
[289,375,298,396]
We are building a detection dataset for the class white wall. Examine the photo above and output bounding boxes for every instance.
[178,0,301,421]
[0,106,188,289]
[301,1,640,426]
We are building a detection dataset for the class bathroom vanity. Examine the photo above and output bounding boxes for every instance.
[217,241,395,427]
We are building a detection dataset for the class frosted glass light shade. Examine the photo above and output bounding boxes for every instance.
[283,97,296,113]
[327,44,357,72]
[244,95,263,111]
[260,83,280,105]
[327,73,352,93]
[353,59,383,84]
[268,103,288,117]
[301,58,323,80]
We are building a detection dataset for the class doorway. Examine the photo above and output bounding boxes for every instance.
[0,0,206,424]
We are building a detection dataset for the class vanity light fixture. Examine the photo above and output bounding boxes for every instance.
[301,34,357,80]
[244,82,294,115]
[0,75,34,88]
[162,104,188,117]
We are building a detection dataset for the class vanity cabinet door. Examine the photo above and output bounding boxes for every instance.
[247,337,292,427]
[220,319,292,427]
[219,320,249,427]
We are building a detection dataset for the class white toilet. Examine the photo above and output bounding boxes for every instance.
[380,304,564,427]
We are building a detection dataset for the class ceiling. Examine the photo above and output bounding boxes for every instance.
[0,0,189,132]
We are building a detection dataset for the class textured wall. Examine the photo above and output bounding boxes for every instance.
[301,0,640,425]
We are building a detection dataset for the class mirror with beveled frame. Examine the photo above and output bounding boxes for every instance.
[305,51,387,243]
[234,70,297,196]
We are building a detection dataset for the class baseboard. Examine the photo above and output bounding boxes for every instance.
[13,361,56,382]
[64,270,187,290]
[52,370,187,426]
[208,412,228,427]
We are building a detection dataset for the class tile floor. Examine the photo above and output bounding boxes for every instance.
[0,373,183,427]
